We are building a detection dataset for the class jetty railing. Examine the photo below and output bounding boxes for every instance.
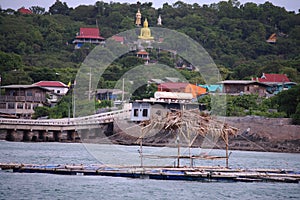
[0,109,131,126]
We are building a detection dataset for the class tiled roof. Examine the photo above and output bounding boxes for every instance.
[218,80,269,87]
[76,28,104,40]
[219,80,257,84]
[18,7,33,14]
[137,50,149,55]
[2,85,50,91]
[33,81,68,88]
[112,35,124,43]
[252,73,290,83]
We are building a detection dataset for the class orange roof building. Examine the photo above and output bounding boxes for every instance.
[157,82,206,98]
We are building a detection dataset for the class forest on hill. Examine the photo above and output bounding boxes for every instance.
[1,0,299,122]
[0,0,299,86]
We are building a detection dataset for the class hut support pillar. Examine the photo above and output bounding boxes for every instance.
[225,132,229,168]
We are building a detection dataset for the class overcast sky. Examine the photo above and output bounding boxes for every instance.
[0,0,299,13]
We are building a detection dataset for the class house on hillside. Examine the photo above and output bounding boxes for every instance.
[218,80,268,97]
[252,73,297,95]
[95,89,124,101]
[157,82,206,99]
[18,7,33,15]
[73,27,105,49]
[111,35,125,44]
[33,81,69,106]
[33,81,69,95]
[0,85,50,118]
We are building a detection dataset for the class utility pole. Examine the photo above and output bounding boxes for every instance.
[122,78,124,102]
[88,67,92,101]
[73,81,76,118]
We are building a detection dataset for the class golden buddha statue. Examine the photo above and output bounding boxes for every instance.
[138,19,154,40]
[135,9,142,26]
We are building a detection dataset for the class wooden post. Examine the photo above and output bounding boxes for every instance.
[140,129,143,168]
[225,132,229,168]
[177,133,180,168]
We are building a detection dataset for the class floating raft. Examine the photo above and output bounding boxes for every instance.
[1,163,300,183]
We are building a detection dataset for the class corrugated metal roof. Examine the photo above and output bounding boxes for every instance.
[1,85,50,91]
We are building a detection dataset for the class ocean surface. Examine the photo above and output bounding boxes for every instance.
[0,140,299,200]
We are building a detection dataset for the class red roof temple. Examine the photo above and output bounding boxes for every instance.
[73,27,105,49]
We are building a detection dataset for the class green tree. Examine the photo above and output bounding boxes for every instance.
[272,85,300,117]
[49,0,70,15]
[32,106,50,119]
[30,6,46,15]
[291,103,300,125]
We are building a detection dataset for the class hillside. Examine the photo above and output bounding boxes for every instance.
[0,0,299,86]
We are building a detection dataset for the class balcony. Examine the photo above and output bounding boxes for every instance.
[0,96,44,102]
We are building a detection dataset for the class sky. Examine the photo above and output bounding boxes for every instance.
[0,0,299,13]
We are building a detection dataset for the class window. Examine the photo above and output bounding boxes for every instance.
[134,109,139,117]
[8,103,15,109]
[142,109,148,117]
[57,90,60,94]
[25,103,31,109]
[17,103,23,109]
[0,103,6,109]
[26,91,33,96]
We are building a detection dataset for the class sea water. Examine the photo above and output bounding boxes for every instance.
[0,141,299,199]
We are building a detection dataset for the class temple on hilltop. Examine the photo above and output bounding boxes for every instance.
[73,27,105,49]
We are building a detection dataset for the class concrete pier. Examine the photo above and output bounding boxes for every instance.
[53,131,62,142]
[22,130,34,142]
[5,129,16,141]
[0,109,131,142]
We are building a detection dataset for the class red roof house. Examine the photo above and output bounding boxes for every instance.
[252,73,290,83]
[18,7,33,14]
[33,81,69,95]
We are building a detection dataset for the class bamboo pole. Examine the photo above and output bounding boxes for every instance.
[225,131,229,168]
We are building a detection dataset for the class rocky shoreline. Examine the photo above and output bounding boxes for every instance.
[109,116,300,153]
[1,116,299,153]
